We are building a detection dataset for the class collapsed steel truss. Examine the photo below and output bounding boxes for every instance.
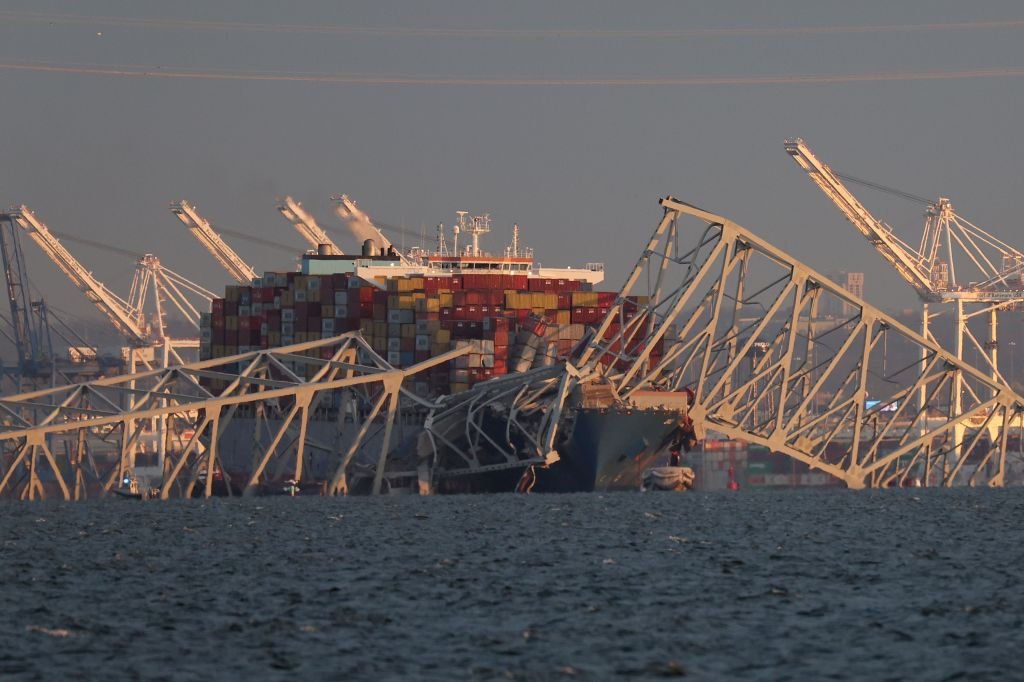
[2,197,1023,500]
[583,198,1024,488]
[0,334,466,500]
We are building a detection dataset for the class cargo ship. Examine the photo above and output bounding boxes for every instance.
[200,212,684,493]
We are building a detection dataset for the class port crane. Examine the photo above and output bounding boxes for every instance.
[785,139,1024,394]
[276,196,342,254]
[5,205,215,367]
[0,214,49,380]
[0,214,113,391]
[332,194,415,266]
[170,200,257,285]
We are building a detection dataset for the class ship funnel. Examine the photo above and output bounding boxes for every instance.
[362,238,377,256]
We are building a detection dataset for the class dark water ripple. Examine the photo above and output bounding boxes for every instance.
[2,488,1024,681]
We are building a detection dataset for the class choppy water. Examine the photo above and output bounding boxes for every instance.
[2,488,1023,681]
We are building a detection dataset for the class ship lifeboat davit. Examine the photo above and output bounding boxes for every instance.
[641,466,696,492]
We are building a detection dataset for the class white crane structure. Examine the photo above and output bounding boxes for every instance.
[332,193,415,266]
[276,196,342,254]
[5,206,214,366]
[170,200,257,285]
[785,138,1024,400]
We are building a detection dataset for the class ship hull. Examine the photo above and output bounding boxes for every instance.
[534,407,684,492]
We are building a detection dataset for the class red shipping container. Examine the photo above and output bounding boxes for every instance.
[225,330,238,345]
[450,276,463,290]
[307,316,321,332]
[211,299,225,314]
[453,306,466,319]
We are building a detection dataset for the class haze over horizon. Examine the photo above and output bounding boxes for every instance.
[2,1,1023,341]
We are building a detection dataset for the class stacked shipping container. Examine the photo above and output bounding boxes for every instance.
[200,271,660,395]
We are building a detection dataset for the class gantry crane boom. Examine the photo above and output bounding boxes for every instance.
[5,206,147,345]
[170,200,257,285]
[332,194,416,266]
[784,138,938,302]
[276,196,342,254]
[332,194,393,251]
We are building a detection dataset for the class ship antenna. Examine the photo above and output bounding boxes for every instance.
[454,211,466,256]
[436,222,446,256]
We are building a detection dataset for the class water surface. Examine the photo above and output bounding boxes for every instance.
[2,488,1022,680]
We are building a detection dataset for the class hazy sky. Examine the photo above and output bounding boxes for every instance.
[2,1,1024,329]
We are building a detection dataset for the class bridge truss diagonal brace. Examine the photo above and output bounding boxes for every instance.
[588,196,1024,490]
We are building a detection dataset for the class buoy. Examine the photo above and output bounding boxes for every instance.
[726,465,740,491]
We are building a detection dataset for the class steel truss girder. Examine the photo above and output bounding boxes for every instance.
[423,364,572,487]
[0,333,469,500]
[593,197,1024,488]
